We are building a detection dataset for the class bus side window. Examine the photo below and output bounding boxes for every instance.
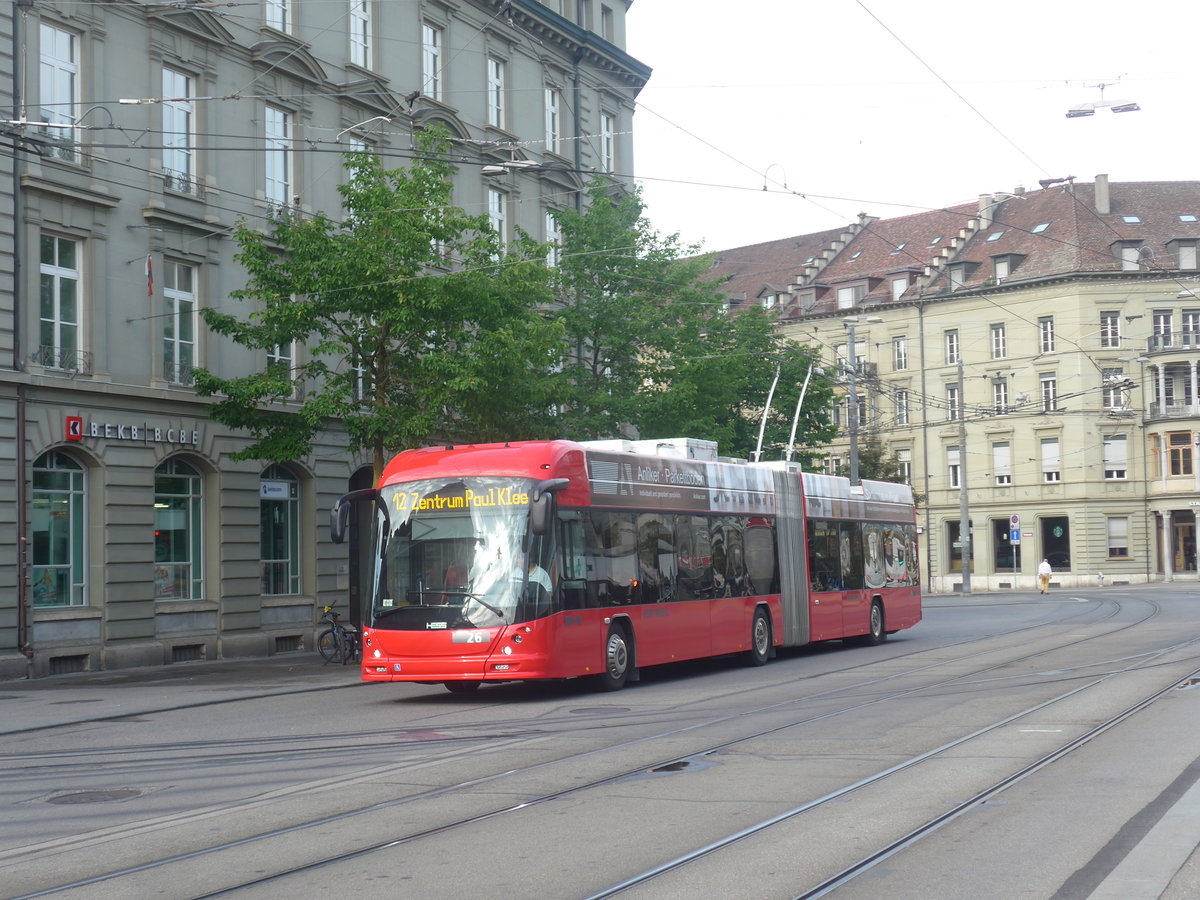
[559,512,588,610]
[840,521,864,590]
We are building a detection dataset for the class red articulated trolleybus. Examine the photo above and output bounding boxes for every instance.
[330,438,921,693]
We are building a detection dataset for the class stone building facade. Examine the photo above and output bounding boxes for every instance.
[0,0,648,677]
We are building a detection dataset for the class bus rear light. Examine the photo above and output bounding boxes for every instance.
[501,645,513,655]
[512,634,523,643]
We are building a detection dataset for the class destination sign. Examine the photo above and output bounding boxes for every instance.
[388,485,530,514]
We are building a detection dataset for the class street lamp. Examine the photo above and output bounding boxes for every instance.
[843,315,882,484]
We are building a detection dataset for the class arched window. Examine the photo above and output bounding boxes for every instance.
[32,451,86,606]
[154,458,204,600]
[260,464,300,595]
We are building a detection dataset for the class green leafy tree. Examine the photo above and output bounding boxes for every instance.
[551,179,834,459]
[194,130,564,480]
[856,433,924,502]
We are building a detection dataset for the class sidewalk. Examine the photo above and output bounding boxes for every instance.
[0,652,362,735]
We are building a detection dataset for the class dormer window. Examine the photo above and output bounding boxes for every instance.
[993,257,1010,280]
[761,293,777,310]
[1171,240,1198,270]
[949,263,965,289]
[836,283,867,309]
[1115,242,1144,271]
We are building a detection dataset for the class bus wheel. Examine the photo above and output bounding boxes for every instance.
[444,680,482,694]
[597,623,630,691]
[862,600,886,646]
[743,607,771,667]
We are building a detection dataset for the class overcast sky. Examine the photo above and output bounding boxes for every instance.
[624,1,1200,253]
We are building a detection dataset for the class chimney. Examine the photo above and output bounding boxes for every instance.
[1095,174,1110,216]
[979,194,994,230]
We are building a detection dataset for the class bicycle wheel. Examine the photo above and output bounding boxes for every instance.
[317,628,340,663]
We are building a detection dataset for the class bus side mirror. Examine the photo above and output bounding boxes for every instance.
[330,488,383,544]
[530,478,569,536]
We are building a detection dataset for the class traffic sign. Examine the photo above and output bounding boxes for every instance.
[1010,529,1021,544]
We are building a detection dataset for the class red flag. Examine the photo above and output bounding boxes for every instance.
[145,254,154,296]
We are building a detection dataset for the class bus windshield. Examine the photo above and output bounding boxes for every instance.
[373,477,547,630]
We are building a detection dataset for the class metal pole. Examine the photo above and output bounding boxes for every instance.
[785,361,816,462]
[753,363,781,462]
[847,323,860,484]
[958,357,971,594]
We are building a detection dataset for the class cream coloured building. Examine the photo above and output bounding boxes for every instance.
[709,176,1200,592]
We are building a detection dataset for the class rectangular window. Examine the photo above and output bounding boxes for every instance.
[488,187,506,247]
[945,329,960,365]
[162,67,195,193]
[268,341,296,398]
[1107,517,1129,558]
[1180,242,1199,270]
[896,448,912,484]
[1120,243,1142,271]
[260,467,301,595]
[992,441,1012,485]
[265,0,290,31]
[1041,373,1057,412]
[990,323,1007,359]
[349,0,371,68]
[1100,311,1121,349]
[39,23,78,162]
[264,104,292,210]
[893,337,908,370]
[948,263,965,290]
[947,519,973,573]
[993,256,1010,280]
[895,389,909,426]
[422,23,442,100]
[947,445,960,489]
[992,518,1022,571]
[1167,432,1192,476]
[1038,316,1055,353]
[1154,310,1173,348]
[486,56,505,128]
[1105,434,1129,479]
[545,210,560,268]
[600,4,614,39]
[946,384,960,421]
[39,234,79,369]
[1102,367,1125,410]
[1183,310,1200,346]
[163,261,196,386]
[837,284,866,309]
[1042,437,1061,482]
[993,378,1008,414]
[544,87,560,154]
[599,111,615,172]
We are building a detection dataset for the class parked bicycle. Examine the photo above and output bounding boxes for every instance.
[317,606,360,665]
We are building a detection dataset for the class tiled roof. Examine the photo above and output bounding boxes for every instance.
[704,178,1200,319]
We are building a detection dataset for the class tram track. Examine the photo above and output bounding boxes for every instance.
[3,594,1176,899]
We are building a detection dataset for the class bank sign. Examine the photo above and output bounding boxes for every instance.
[65,415,200,446]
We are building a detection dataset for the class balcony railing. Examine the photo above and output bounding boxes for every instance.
[1147,331,1200,352]
[162,168,205,199]
[164,363,195,386]
[1149,401,1200,419]
[30,345,92,375]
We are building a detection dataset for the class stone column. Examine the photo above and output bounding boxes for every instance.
[1162,512,1174,582]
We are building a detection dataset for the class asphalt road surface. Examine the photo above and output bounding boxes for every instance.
[4,584,1200,899]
